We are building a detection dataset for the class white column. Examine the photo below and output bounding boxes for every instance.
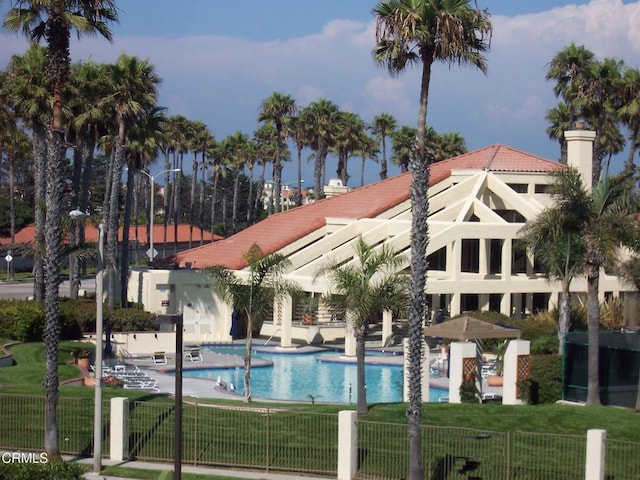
[110,397,129,462]
[402,338,429,403]
[448,342,476,404]
[479,238,489,276]
[280,295,293,348]
[381,310,393,347]
[344,315,356,357]
[585,429,606,480]
[503,339,530,405]
[337,411,358,480]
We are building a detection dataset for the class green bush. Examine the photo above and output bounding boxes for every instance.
[0,300,44,342]
[530,334,559,355]
[0,459,85,480]
[104,307,157,332]
[529,354,562,404]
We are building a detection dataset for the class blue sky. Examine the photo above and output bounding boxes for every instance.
[2,0,640,185]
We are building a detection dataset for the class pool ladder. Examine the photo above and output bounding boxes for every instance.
[264,329,281,346]
[381,334,403,352]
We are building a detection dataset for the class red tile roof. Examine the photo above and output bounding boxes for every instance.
[158,144,562,270]
[0,224,222,246]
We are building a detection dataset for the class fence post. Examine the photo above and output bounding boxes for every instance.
[585,429,606,480]
[338,410,357,480]
[110,397,129,462]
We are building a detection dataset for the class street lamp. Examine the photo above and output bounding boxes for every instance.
[139,169,181,263]
[69,210,104,473]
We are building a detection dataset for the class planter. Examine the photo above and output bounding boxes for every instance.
[77,357,90,370]
[486,375,503,387]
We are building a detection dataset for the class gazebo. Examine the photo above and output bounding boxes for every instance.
[423,315,527,405]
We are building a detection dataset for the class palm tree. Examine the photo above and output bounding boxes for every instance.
[371,112,397,180]
[253,123,276,216]
[546,102,571,163]
[316,236,408,414]
[300,99,340,200]
[518,172,587,356]
[6,44,50,300]
[356,131,379,187]
[373,2,492,477]
[617,66,640,171]
[289,115,308,206]
[391,125,417,173]
[258,92,297,213]
[334,111,365,187]
[3,0,118,458]
[206,244,299,401]
[101,53,161,307]
[546,43,595,163]
[438,131,467,159]
[541,169,638,404]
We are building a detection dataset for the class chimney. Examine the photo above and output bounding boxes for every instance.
[564,122,596,191]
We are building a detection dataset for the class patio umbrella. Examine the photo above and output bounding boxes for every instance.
[423,315,520,341]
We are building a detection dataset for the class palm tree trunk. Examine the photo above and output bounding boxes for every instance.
[189,152,198,249]
[586,267,601,405]
[163,151,171,257]
[120,165,135,307]
[107,138,126,309]
[8,148,16,281]
[380,135,388,180]
[244,313,253,402]
[43,128,66,458]
[232,170,240,233]
[296,146,303,206]
[32,123,47,301]
[356,328,368,414]
[558,287,571,356]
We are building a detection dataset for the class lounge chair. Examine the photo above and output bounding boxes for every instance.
[185,347,203,362]
[153,351,167,365]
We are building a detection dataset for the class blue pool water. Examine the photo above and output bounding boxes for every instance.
[182,345,448,404]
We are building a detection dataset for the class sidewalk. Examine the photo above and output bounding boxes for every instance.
[77,457,334,480]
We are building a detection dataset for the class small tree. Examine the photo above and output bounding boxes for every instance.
[316,236,408,414]
[206,244,299,402]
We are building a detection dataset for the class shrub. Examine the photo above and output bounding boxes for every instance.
[459,373,479,403]
[529,354,562,404]
[530,334,559,355]
[0,460,85,480]
[0,300,44,342]
[105,307,157,332]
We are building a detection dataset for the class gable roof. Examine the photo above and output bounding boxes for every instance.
[157,144,562,270]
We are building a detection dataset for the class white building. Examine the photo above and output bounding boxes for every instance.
[127,130,636,351]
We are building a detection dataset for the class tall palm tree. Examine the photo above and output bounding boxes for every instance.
[356,131,379,187]
[253,123,277,215]
[546,102,571,163]
[518,172,587,356]
[289,115,308,206]
[316,236,408,414]
[541,169,638,404]
[6,44,50,300]
[258,92,297,213]
[206,244,299,402]
[391,124,417,173]
[373,2,492,478]
[3,0,118,458]
[300,99,340,200]
[438,131,467,159]
[101,53,161,307]
[371,112,397,180]
[334,111,365,187]
[546,43,595,163]
[617,66,640,171]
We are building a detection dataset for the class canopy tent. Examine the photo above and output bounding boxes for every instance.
[423,315,521,341]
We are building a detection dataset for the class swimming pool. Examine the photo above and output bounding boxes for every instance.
[182,345,448,404]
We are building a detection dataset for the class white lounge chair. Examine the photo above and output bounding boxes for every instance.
[153,351,167,365]
[185,347,203,362]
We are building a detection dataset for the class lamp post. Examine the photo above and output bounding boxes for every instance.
[70,210,104,473]
[139,168,181,263]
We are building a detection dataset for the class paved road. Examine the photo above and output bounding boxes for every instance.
[0,279,96,300]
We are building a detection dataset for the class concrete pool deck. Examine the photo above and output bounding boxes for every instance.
[118,342,501,403]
